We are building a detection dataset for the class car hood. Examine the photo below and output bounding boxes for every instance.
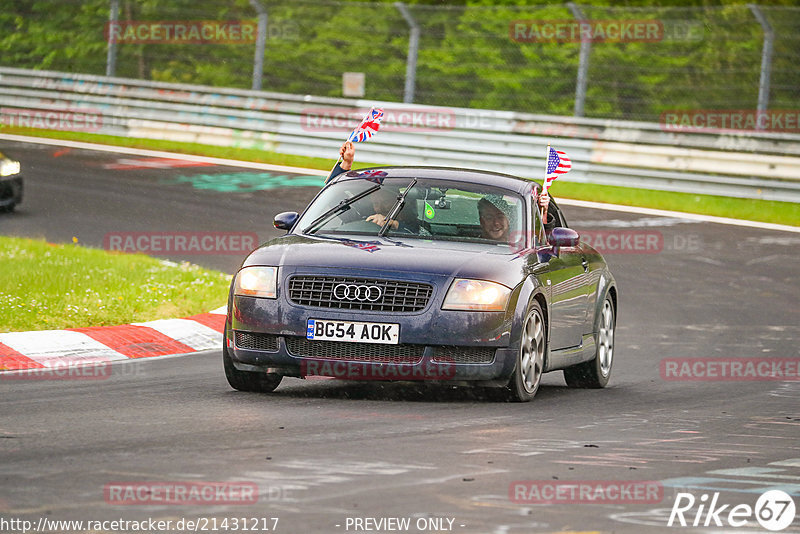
[242,234,524,286]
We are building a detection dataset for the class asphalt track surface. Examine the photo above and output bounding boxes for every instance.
[1,140,799,533]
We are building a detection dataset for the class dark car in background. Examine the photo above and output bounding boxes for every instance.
[0,150,22,212]
[223,167,617,402]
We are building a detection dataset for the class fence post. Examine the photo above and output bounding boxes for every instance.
[567,2,590,118]
[395,2,420,104]
[748,4,773,130]
[250,0,268,91]
[105,0,119,77]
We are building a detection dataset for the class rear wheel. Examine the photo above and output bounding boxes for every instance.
[505,300,546,402]
[564,295,614,388]
[223,330,282,393]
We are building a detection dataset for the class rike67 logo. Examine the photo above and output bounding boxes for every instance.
[668,490,796,531]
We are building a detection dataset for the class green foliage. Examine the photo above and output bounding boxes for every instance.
[0,1,797,120]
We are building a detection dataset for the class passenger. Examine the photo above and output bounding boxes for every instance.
[477,195,513,241]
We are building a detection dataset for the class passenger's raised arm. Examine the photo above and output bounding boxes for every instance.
[326,141,356,184]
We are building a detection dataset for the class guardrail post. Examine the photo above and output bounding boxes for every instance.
[105,0,119,77]
[567,2,590,118]
[395,2,420,104]
[748,4,773,130]
[250,0,268,91]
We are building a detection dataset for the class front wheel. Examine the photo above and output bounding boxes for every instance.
[564,295,614,388]
[223,331,282,393]
[505,300,546,402]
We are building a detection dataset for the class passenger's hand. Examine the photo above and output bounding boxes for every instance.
[340,141,355,170]
[538,190,550,208]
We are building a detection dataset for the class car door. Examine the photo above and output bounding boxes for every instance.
[537,200,589,350]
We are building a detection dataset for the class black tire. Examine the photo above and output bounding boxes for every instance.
[223,331,282,393]
[564,294,615,388]
[504,299,547,402]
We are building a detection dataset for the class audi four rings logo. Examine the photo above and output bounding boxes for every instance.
[333,284,383,302]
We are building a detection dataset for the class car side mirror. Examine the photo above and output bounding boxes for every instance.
[549,227,580,248]
[273,211,299,231]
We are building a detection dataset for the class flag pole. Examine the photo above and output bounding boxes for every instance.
[541,142,550,228]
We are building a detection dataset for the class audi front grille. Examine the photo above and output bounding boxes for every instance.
[285,336,424,364]
[288,276,433,312]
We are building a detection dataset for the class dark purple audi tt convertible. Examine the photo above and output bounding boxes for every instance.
[224,166,617,402]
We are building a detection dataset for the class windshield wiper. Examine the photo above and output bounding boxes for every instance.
[303,184,382,234]
[379,178,417,237]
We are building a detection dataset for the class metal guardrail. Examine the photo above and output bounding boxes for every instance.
[1,67,799,202]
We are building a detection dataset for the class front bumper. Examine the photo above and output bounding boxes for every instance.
[227,269,520,385]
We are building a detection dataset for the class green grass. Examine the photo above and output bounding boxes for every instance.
[0,236,230,333]
[552,182,799,226]
[2,126,798,226]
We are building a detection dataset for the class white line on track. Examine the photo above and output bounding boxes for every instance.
[558,198,800,233]
[0,133,325,175]
[2,133,797,233]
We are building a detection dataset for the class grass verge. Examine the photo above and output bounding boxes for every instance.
[0,236,230,333]
[1,126,798,226]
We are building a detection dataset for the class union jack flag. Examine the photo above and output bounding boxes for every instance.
[544,146,571,192]
[348,107,384,143]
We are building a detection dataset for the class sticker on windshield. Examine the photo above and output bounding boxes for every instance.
[424,201,436,219]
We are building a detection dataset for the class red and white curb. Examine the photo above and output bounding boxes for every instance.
[0,306,226,372]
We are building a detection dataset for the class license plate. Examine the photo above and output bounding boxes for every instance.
[306,319,400,345]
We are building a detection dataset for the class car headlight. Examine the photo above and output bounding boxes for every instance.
[442,279,511,311]
[234,266,278,298]
[0,159,20,177]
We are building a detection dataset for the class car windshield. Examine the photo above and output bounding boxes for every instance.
[296,176,526,247]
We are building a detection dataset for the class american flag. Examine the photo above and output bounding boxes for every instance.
[348,107,384,143]
[544,146,571,192]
